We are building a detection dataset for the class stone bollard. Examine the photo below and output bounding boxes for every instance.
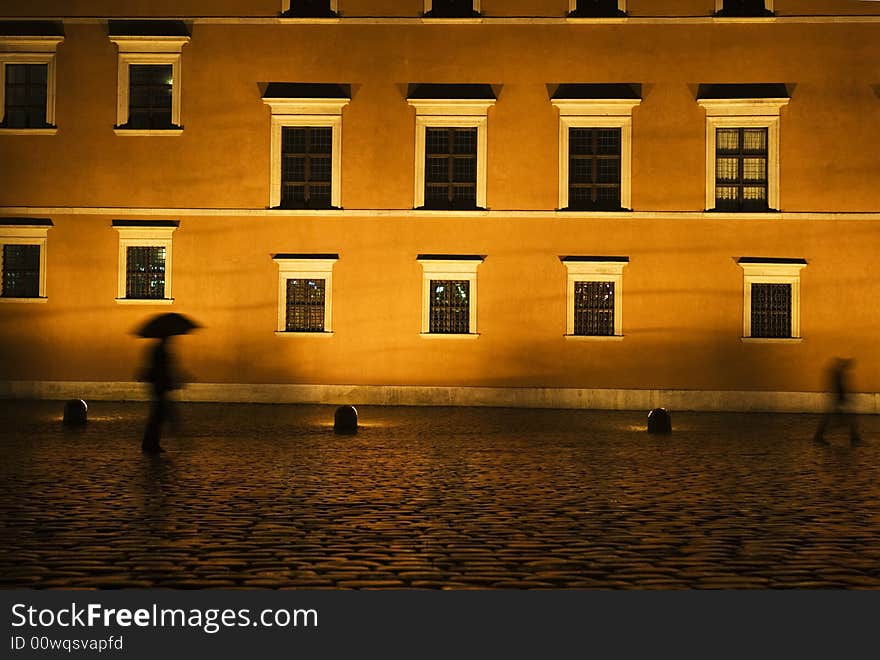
[62,399,88,426]
[334,405,358,435]
[647,408,671,434]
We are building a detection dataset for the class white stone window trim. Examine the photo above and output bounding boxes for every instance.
[698,97,789,212]
[109,36,189,136]
[273,255,337,335]
[0,224,50,303]
[114,224,176,304]
[739,260,805,343]
[714,0,774,14]
[418,257,482,337]
[0,36,63,135]
[568,1,627,13]
[562,259,627,340]
[262,97,349,210]
[551,98,640,211]
[407,99,495,210]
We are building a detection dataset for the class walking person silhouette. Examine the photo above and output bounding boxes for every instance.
[814,357,861,446]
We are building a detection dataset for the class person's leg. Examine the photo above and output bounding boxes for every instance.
[142,399,161,452]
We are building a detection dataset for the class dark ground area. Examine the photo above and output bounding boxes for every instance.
[1,401,878,589]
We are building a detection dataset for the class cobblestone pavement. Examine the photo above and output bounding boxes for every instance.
[1,401,879,589]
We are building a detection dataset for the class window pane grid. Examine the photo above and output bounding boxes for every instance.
[127,64,173,129]
[1,244,40,297]
[126,246,166,299]
[574,281,615,336]
[715,127,768,211]
[429,279,470,334]
[281,126,333,209]
[3,64,48,128]
[424,127,477,209]
[751,283,791,338]
[286,278,325,332]
[568,128,621,210]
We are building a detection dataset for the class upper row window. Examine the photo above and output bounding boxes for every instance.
[0,35,62,134]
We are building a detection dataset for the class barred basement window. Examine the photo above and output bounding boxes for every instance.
[1,244,40,298]
[127,64,173,129]
[717,1,773,17]
[283,0,337,18]
[569,1,627,18]
[126,246,166,299]
[429,280,470,334]
[715,127,768,212]
[569,127,621,210]
[281,126,332,209]
[3,64,48,129]
[286,278,326,332]
[750,283,790,339]
[574,281,615,336]
[425,1,480,18]
[424,127,478,210]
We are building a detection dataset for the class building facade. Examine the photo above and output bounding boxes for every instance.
[1,0,879,412]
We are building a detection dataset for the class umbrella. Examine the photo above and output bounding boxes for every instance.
[135,312,201,338]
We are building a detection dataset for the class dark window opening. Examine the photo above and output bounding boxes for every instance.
[280,126,333,209]
[423,127,479,210]
[715,127,769,212]
[2,64,49,129]
[125,64,174,129]
[429,279,470,334]
[717,1,773,17]
[570,1,626,18]
[751,283,791,338]
[282,0,337,18]
[574,281,615,336]
[126,246,166,299]
[1,244,40,298]
[286,278,326,332]
[567,127,622,211]
[425,1,479,19]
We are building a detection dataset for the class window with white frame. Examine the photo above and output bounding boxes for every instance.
[418,255,482,336]
[698,88,788,212]
[407,86,495,210]
[715,1,773,17]
[281,0,339,17]
[568,1,627,17]
[0,35,63,134]
[738,258,806,342]
[114,222,177,304]
[562,257,627,339]
[551,92,640,211]
[424,1,480,18]
[262,86,349,210]
[273,254,337,334]
[0,221,50,302]
[109,30,188,135]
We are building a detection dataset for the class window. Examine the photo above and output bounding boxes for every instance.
[697,85,789,212]
[424,1,480,18]
[0,221,50,302]
[262,84,350,210]
[273,254,338,335]
[109,24,189,135]
[738,258,806,342]
[0,34,63,134]
[568,1,627,17]
[562,257,627,339]
[418,255,483,337]
[407,85,495,210]
[715,1,774,17]
[114,222,177,304]
[551,87,640,211]
[281,0,338,17]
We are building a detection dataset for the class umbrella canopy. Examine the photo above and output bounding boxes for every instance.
[135,312,201,338]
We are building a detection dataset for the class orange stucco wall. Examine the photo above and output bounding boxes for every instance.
[1,6,879,398]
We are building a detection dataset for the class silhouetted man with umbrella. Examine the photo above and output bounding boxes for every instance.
[136,313,200,453]
[814,357,861,446]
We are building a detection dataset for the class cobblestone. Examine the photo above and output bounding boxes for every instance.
[1,401,879,589]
